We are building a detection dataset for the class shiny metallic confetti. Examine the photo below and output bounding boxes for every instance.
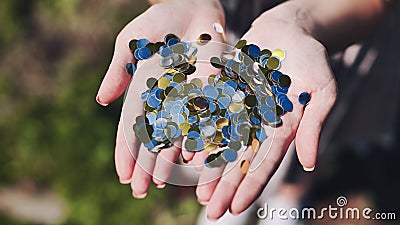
[125,63,136,75]
[272,49,286,60]
[251,138,260,153]
[235,39,247,49]
[127,34,307,168]
[197,33,212,46]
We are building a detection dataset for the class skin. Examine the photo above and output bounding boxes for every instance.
[96,0,225,197]
[96,0,390,221]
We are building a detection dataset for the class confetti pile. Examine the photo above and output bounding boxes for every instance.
[127,34,310,170]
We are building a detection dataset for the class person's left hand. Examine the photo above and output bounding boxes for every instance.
[195,8,337,221]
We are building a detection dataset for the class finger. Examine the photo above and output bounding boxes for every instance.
[247,91,303,173]
[131,144,157,198]
[295,80,337,170]
[196,165,225,205]
[230,137,290,215]
[152,139,182,187]
[206,148,253,221]
[192,150,209,173]
[229,98,304,214]
[115,120,137,184]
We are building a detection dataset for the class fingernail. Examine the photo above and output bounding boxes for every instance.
[119,177,131,184]
[96,95,108,106]
[198,198,209,205]
[303,166,315,172]
[155,183,166,189]
[132,191,147,199]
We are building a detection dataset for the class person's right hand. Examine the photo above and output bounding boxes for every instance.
[95,0,225,198]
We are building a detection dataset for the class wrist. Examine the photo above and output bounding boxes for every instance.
[150,0,220,6]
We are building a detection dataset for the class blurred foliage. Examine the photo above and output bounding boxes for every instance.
[0,0,200,224]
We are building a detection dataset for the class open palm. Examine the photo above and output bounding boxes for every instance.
[96,0,225,197]
[196,16,337,220]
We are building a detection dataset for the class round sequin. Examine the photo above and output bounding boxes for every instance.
[197,33,212,46]
[125,63,136,75]
[272,49,285,60]
[298,92,311,105]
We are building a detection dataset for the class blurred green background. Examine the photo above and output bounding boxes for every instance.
[0,1,200,224]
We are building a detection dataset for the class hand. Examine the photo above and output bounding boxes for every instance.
[96,0,225,197]
[196,10,337,220]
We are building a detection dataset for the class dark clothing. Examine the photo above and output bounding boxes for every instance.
[221,0,284,37]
